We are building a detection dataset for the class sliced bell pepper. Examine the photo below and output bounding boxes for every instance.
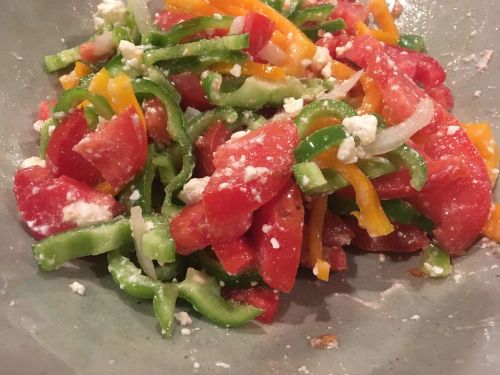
[164,0,218,17]
[419,243,452,278]
[290,4,334,27]
[482,203,500,242]
[294,125,347,163]
[153,284,179,337]
[53,87,115,120]
[365,0,400,45]
[106,73,146,127]
[211,61,286,81]
[308,195,331,281]
[398,34,427,52]
[59,62,92,90]
[44,46,81,73]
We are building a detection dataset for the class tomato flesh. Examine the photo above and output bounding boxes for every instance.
[222,287,280,324]
[170,202,212,255]
[331,0,369,34]
[194,120,231,177]
[212,236,257,275]
[169,72,214,111]
[155,10,192,31]
[143,98,172,145]
[243,12,276,56]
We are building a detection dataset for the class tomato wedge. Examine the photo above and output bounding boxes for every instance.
[143,98,172,145]
[194,120,231,177]
[212,236,257,275]
[222,286,280,324]
[243,12,276,56]
[170,202,212,255]
[169,72,214,111]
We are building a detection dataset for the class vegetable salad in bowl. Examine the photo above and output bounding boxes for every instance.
[14,0,500,337]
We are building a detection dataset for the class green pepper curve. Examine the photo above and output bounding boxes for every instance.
[302,18,346,41]
[160,50,248,75]
[146,67,182,103]
[142,214,176,265]
[43,46,80,73]
[53,87,115,120]
[398,34,426,52]
[39,118,57,159]
[290,4,335,27]
[127,144,156,214]
[153,284,179,336]
[294,125,348,163]
[419,243,452,277]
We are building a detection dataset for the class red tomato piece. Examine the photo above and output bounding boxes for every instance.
[38,99,56,121]
[143,98,172,145]
[243,12,276,56]
[322,210,355,247]
[79,41,113,64]
[194,120,231,177]
[170,202,211,255]
[212,236,257,275]
[345,217,429,253]
[46,109,103,186]
[331,0,369,34]
[427,84,454,111]
[155,10,192,31]
[324,246,348,272]
[251,180,304,293]
[222,286,280,324]
[14,166,119,240]
[169,72,213,111]
[73,107,148,190]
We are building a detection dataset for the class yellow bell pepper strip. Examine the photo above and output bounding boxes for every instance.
[211,61,286,81]
[164,0,217,17]
[483,204,500,242]
[88,68,114,106]
[106,73,146,127]
[209,0,317,76]
[462,122,500,185]
[208,0,248,16]
[308,195,331,281]
[270,30,290,54]
[317,149,394,237]
[59,62,92,90]
[366,0,400,45]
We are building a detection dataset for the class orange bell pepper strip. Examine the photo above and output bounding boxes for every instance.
[462,122,500,185]
[308,195,331,281]
[95,181,118,195]
[483,204,500,241]
[356,0,399,45]
[208,0,247,16]
[164,0,217,16]
[317,149,394,237]
[106,73,146,127]
[210,61,286,81]
[59,62,92,90]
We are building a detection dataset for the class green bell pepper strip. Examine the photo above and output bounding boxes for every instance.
[129,144,156,214]
[202,72,333,110]
[33,218,133,272]
[112,25,133,45]
[177,268,263,327]
[295,156,397,194]
[294,125,348,163]
[191,251,263,288]
[143,15,235,47]
[83,106,99,130]
[53,88,115,120]
[143,34,249,66]
[79,73,94,89]
[39,118,57,159]
[153,151,178,186]
[419,243,452,277]
[294,99,357,139]
[386,144,427,191]
[290,4,335,27]
[43,46,80,73]
[263,0,284,12]
[187,106,239,140]
[146,67,182,103]
[156,257,186,281]
[160,50,248,75]
[302,18,346,41]
[104,54,141,78]
[398,34,426,52]
[284,0,303,18]
[153,283,179,337]
[236,111,267,130]
[132,79,194,219]
[142,215,176,265]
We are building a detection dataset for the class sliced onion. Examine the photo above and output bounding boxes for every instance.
[256,41,288,66]
[130,206,157,280]
[363,98,435,155]
[322,69,364,100]
[93,31,114,56]
[128,0,154,35]
[229,16,246,35]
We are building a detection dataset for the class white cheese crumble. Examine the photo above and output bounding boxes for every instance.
[262,224,272,233]
[244,166,269,182]
[335,41,353,56]
[410,314,421,321]
[283,97,304,114]
[118,40,144,70]
[62,201,113,227]
[20,156,46,169]
[178,177,210,205]
[181,328,192,336]
[476,49,494,71]
[69,281,86,296]
[33,120,45,132]
[93,0,128,30]
[229,64,242,77]
[193,362,201,369]
[337,136,358,164]
[270,237,280,249]
[230,130,250,140]
[311,46,332,71]
[321,61,333,78]
[423,262,444,276]
[342,114,378,145]
[215,361,231,369]
[129,189,141,201]
[446,125,460,136]
[174,311,193,326]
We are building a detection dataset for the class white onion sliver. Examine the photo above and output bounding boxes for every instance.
[229,16,246,35]
[93,31,114,56]
[322,69,364,100]
[364,98,435,155]
[130,206,157,280]
[128,0,154,35]
[256,41,288,66]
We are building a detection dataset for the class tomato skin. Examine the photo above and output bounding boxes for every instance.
[46,109,103,186]
[194,121,231,177]
[222,287,280,324]
[345,217,429,253]
[170,202,211,255]
[251,180,304,293]
[212,236,257,275]
[73,107,148,190]
[169,72,213,111]
[243,12,276,56]
[331,0,369,34]
[143,98,172,145]
[427,84,454,111]
[322,210,355,247]
[325,246,348,272]
[38,99,56,121]
[155,10,192,31]
[14,166,119,240]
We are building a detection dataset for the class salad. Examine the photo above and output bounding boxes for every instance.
[14,0,500,337]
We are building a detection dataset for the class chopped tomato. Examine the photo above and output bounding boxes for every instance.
[322,210,355,247]
[38,99,56,121]
[143,98,172,145]
[170,202,211,255]
[212,236,257,275]
[331,0,369,34]
[243,12,276,56]
[222,286,280,324]
[46,109,103,186]
[155,10,192,31]
[325,246,348,272]
[73,107,148,190]
[345,217,429,253]
[79,41,113,64]
[203,119,298,242]
[194,121,231,177]
[251,180,304,293]
[426,84,454,111]
[169,72,214,111]
[14,166,119,240]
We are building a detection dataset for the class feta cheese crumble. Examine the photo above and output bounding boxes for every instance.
[229,64,242,77]
[181,328,191,336]
[244,166,269,182]
[311,46,332,71]
[342,114,378,145]
[20,156,46,169]
[129,189,141,201]
[215,361,231,369]
[270,237,280,249]
[69,281,86,296]
[230,130,250,140]
[262,224,272,233]
[93,0,128,30]
[174,311,193,326]
[32,120,45,133]
[178,177,210,204]
[283,97,304,114]
[446,125,460,136]
[62,201,113,227]
[337,136,358,164]
[118,40,144,70]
